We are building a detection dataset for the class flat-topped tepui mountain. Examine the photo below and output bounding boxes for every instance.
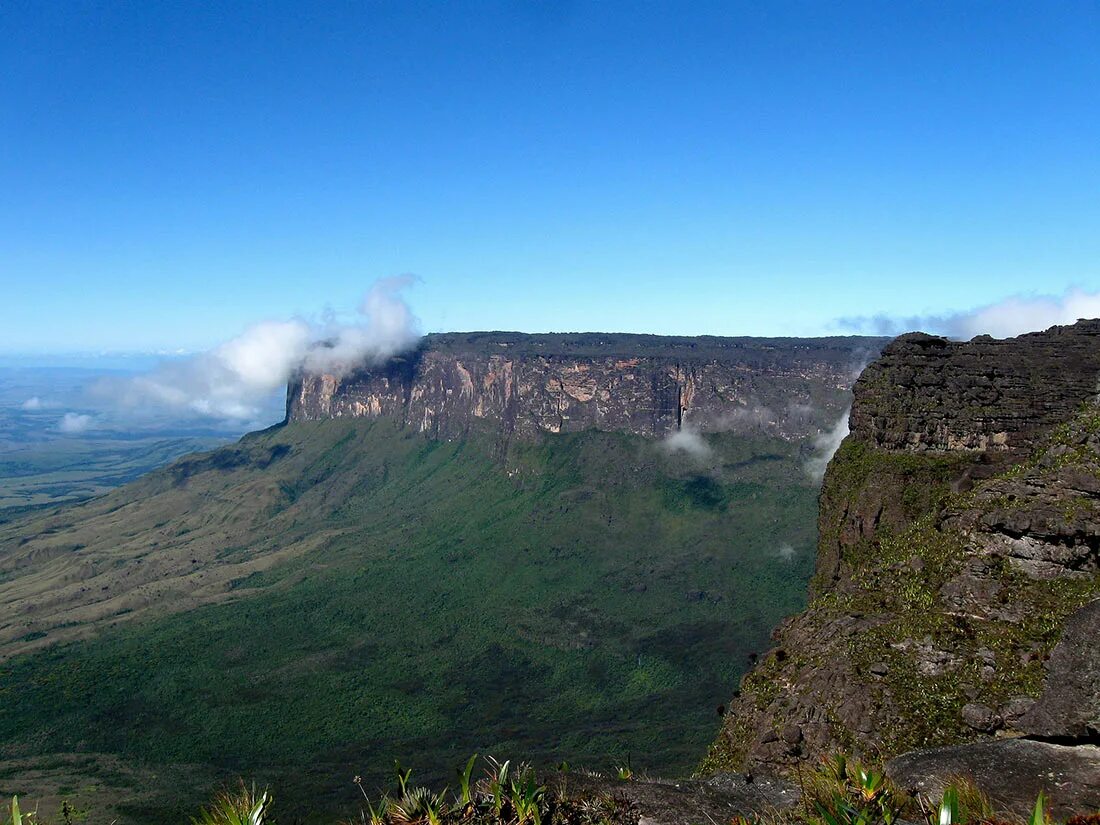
[288,331,877,441]
[708,320,1100,817]
[0,331,882,823]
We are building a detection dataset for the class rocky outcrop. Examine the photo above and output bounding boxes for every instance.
[551,771,799,825]
[889,740,1100,819]
[1021,599,1100,740]
[287,332,885,442]
[851,321,1100,452]
[707,320,1100,805]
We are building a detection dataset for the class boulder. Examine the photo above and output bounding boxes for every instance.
[1022,599,1100,740]
[961,703,1002,733]
[888,739,1100,819]
[551,771,799,825]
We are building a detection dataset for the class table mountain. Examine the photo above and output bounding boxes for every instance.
[0,331,880,823]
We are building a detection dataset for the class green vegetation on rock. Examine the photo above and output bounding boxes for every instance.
[711,399,1100,775]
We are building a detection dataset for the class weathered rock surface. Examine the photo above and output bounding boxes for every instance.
[889,740,1100,819]
[851,321,1100,453]
[288,332,884,441]
[708,320,1100,780]
[1022,599,1100,740]
[552,771,799,825]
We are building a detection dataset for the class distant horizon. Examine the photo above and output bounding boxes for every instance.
[2,326,895,357]
[11,311,1100,363]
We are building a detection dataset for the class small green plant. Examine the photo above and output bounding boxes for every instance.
[388,786,446,825]
[364,797,390,825]
[394,760,414,797]
[935,785,959,825]
[508,765,546,825]
[919,778,994,825]
[3,797,43,825]
[190,784,272,825]
[485,757,511,819]
[1030,792,1049,825]
[805,754,904,825]
[456,753,478,809]
[341,753,639,825]
[57,800,86,825]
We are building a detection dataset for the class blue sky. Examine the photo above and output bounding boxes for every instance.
[2,1,1099,353]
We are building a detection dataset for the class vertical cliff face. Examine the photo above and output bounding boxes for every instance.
[708,320,1100,776]
[286,332,886,442]
[850,323,1100,452]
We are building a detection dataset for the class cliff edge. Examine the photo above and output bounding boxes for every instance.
[287,332,884,441]
[707,320,1100,811]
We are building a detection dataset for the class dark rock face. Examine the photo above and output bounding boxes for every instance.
[1022,599,1100,740]
[889,740,1100,819]
[851,321,1100,452]
[707,320,1100,783]
[287,332,885,441]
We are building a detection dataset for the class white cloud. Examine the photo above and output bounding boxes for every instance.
[946,288,1100,339]
[717,405,775,433]
[96,276,421,421]
[663,426,713,460]
[804,409,849,481]
[303,275,421,374]
[59,412,93,433]
[22,396,43,410]
[838,287,1100,340]
[776,543,797,562]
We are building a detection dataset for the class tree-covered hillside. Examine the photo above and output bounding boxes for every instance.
[0,420,820,822]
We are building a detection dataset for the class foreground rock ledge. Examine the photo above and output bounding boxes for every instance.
[552,771,799,825]
[888,739,1100,819]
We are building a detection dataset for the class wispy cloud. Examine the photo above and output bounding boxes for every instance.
[95,276,421,422]
[58,412,93,433]
[804,409,849,481]
[717,405,775,433]
[837,287,1100,340]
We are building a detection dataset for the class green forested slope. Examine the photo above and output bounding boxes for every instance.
[0,420,819,822]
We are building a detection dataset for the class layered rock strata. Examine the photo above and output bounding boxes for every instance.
[708,320,1100,800]
[287,332,885,441]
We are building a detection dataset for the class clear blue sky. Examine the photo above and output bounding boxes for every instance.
[2,1,1098,352]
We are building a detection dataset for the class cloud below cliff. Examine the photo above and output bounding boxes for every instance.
[662,426,713,460]
[717,405,775,433]
[837,287,1100,340]
[804,409,849,481]
[95,276,421,421]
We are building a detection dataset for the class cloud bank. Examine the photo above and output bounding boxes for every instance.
[98,276,421,422]
[838,287,1100,340]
